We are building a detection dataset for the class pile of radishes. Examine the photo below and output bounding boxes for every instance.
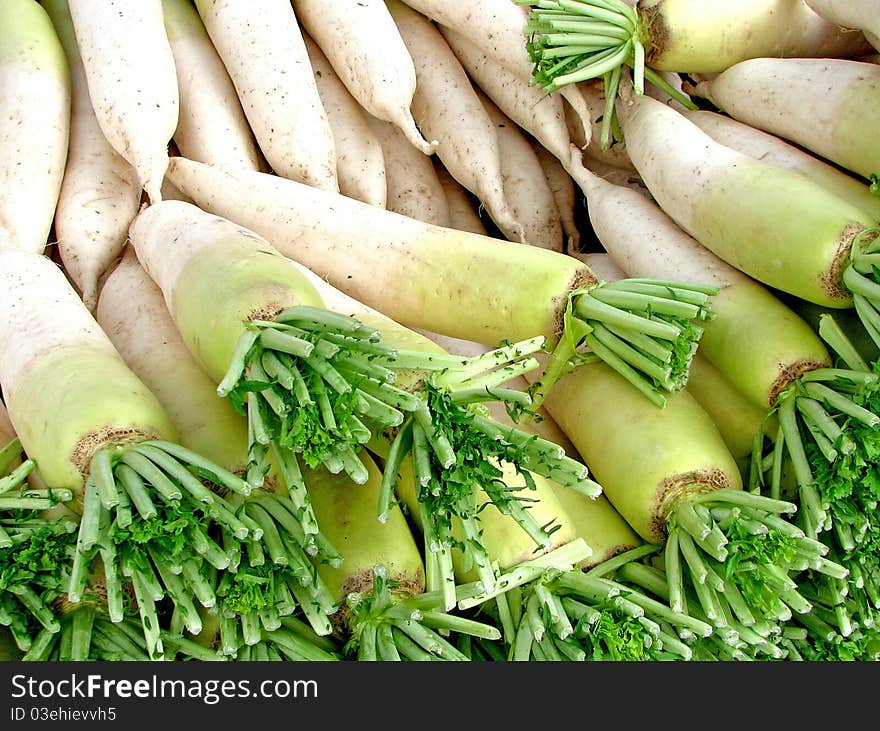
[1,0,879,663]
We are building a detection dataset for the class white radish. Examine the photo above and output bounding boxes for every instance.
[366,114,449,226]
[691,57,880,183]
[803,0,880,51]
[432,159,487,235]
[304,33,387,208]
[0,0,70,255]
[194,0,338,191]
[683,108,880,221]
[68,0,178,205]
[292,0,435,155]
[161,0,263,172]
[529,140,581,253]
[41,0,140,311]
[387,0,525,242]
[479,89,563,252]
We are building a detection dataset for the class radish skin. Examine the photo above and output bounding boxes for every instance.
[387,0,525,242]
[691,57,880,182]
[802,0,880,51]
[616,89,876,308]
[366,114,449,226]
[0,0,70,255]
[293,0,435,156]
[161,0,262,172]
[529,140,581,253]
[433,160,488,235]
[165,156,594,348]
[194,0,338,192]
[68,0,178,205]
[304,34,387,209]
[480,90,564,252]
[684,108,880,221]
[41,0,141,312]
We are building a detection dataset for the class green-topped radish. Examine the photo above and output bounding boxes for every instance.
[41,0,140,312]
[682,108,880,223]
[365,113,450,226]
[68,0,177,205]
[613,85,879,317]
[0,0,70,255]
[0,250,284,660]
[97,247,347,645]
[160,0,263,172]
[515,0,872,151]
[164,157,717,407]
[386,0,525,243]
[292,0,435,156]
[193,0,337,192]
[690,57,880,184]
[304,34,387,209]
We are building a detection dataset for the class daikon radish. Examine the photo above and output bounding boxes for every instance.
[292,0,435,155]
[68,0,178,205]
[41,0,139,311]
[304,33,387,208]
[529,139,581,253]
[194,0,338,191]
[690,57,880,183]
[803,0,880,51]
[365,113,449,226]
[0,0,70,255]
[387,0,525,242]
[480,89,564,252]
[432,159,488,235]
[161,0,262,172]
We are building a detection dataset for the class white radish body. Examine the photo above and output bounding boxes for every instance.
[692,58,880,182]
[194,0,338,191]
[439,26,573,169]
[304,34,386,208]
[684,108,880,221]
[433,160,487,235]
[68,0,178,205]
[802,0,880,51]
[530,140,581,253]
[42,0,141,311]
[161,0,262,172]
[293,0,435,155]
[387,0,524,242]
[164,157,592,346]
[0,0,70,255]
[366,114,449,226]
[480,90,563,252]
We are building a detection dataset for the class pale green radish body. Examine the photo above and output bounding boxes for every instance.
[802,0,880,51]
[616,90,876,308]
[432,159,488,235]
[127,200,325,384]
[161,0,262,172]
[691,57,880,182]
[0,0,70,255]
[684,108,880,221]
[164,157,594,348]
[480,90,564,252]
[569,157,832,409]
[304,34,387,209]
[387,0,525,242]
[41,0,140,311]
[293,0,435,156]
[529,140,580,253]
[68,0,178,205]
[365,113,449,226]
[0,401,16,447]
[0,251,176,494]
[400,0,594,145]
[194,0,337,192]
[96,247,248,471]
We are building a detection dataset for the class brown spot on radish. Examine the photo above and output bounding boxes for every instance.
[649,467,733,544]
[639,2,669,66]
[822,222,873,303]
[72,426,164,480]
[553,267,599,340]
[767,357,832,407]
